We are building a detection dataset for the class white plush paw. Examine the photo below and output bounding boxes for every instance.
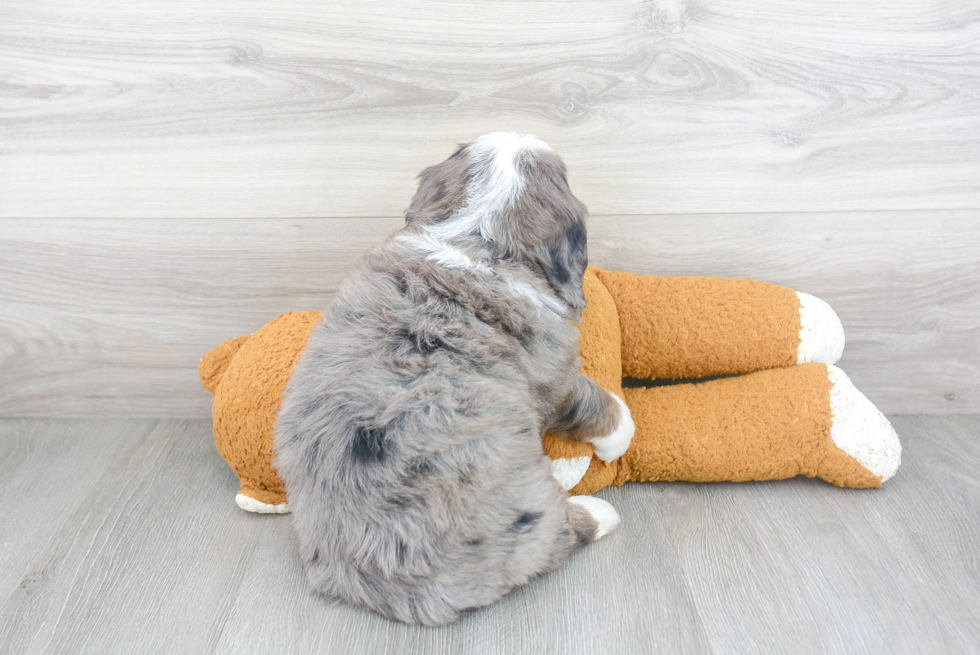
[567,495,621,540]
[551,456,592,491]
[827,365,902,482]
[236,493,291,514]
[797,291,846,365]
[589,393,635,462]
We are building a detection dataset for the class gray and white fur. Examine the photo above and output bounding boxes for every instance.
[275,132,634,626]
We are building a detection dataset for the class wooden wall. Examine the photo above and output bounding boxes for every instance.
[1,0,978,416]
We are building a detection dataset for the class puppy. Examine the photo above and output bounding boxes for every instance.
[275,132,635,626]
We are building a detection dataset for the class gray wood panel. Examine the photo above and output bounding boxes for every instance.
[1,416,978,653]
[1,0,978,218]
[0,218,401,418]
[588,213,980,415]
[2,214,977,418]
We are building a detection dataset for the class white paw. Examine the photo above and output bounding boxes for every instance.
[567,495,621,540]
[550,456,592,491]
[235,493,291,514]
[797,292,846,365]
[827,365,902,482]
[589,393,634,462]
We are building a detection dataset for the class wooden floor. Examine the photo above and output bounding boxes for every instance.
[1,416,978,654]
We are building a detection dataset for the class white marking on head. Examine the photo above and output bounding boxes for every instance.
[797,292,845,365]
[428,132,553,243]
[469,132,553,178]
[398,133,569,314]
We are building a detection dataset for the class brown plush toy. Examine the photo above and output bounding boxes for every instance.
[199,268,901,513]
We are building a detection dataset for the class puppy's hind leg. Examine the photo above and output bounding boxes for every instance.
[566,496,620,539]
[540,495,621,575]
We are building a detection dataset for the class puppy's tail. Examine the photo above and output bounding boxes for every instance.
[199,334,251,395]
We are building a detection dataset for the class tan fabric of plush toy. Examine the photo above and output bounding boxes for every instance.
[199,268,901,513]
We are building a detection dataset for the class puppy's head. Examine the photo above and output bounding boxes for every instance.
[405,132,589,311]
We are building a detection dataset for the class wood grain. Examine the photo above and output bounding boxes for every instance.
[0,218,401,417]
[1,417,978,653]
[0,420,156,603]
[1,0,978,218]
[1,214,976,417]
[0,419,261,653]
[654,414,980,653]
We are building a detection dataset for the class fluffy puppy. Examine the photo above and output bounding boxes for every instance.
[275,132,635,626]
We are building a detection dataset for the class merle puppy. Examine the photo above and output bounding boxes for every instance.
[275,132,634,625]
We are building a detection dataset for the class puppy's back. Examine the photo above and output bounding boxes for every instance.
[275,263,576,624]
[275,133,604,625]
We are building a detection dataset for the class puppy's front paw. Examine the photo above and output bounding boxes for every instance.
[589,393,634,462]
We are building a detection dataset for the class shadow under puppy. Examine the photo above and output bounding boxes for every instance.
[275,132,635,626]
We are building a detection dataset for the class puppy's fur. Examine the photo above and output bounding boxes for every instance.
[275,132,632,626]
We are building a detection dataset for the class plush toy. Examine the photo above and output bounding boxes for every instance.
[199,268,901,513]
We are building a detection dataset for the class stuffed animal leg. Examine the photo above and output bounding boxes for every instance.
[553,363,902,494]
[589,268,846,379]
[544,269,901,495]
[199,311,322,513]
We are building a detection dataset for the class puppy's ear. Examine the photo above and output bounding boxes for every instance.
[405,164,441,225]
[405,145,470,225]
[533,217,588,311]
